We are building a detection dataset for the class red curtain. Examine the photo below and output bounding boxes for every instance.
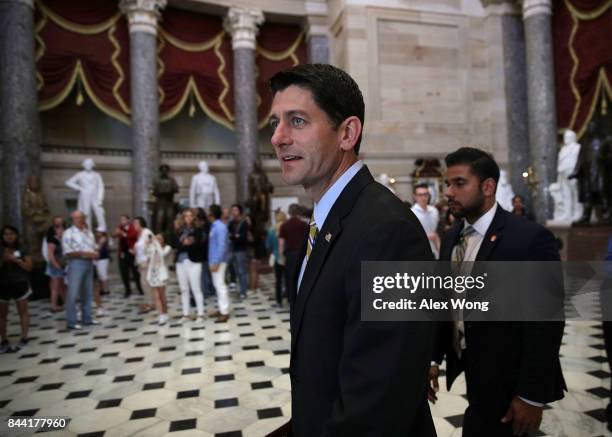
[35,0,131,123]
[553,0,612,138]
[35,0,307,129]
[255,23,307,127]
[157,8,234,128]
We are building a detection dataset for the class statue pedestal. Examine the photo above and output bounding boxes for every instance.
[549,224,612,261]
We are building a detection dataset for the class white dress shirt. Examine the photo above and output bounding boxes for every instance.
[411,203,440,258]
[296,160,364,291]
[451,202,497,265]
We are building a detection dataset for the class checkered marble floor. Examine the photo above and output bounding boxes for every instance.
[1,273,611,436]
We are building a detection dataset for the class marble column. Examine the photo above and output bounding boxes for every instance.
[0,0,41,231]
[224,8,264,203]
[522,0,557,223]
[120,0,166,219]
[482,1,531,208]
[306,19,330,64]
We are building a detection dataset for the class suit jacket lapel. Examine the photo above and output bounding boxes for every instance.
[289,237,307,312]
[290,166,374,356]
[475,206,506,261]
[441,223,463,261]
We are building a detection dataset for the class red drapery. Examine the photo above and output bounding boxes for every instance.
[157,8,234,128]
[553,0,612,138]
[255,23,307,128]
[35,0,131,123]
[35,1,307,129]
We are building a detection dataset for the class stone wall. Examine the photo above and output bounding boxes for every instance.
[328,0,511,173]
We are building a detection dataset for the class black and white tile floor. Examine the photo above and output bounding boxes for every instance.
[1,273,611,436]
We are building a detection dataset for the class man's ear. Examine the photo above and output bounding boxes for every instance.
[482,178,497,197]
[338,116,362,152]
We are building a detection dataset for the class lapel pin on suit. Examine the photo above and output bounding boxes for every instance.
[325,233,332,242]
[490,235,497,242]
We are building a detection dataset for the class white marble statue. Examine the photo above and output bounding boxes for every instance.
[496,169,515,211]
[189,161,220,210]
[377,173,396,194]
[65,158,107,230]
[549,130,583,224]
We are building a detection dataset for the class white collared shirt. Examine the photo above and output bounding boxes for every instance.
[62,225,96,255]
[411,203,440,258]
[296,160,364,291]
[451,202,498,264]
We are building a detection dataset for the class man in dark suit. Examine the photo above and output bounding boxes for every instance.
[268,64,437,436]
[429,147,565,436]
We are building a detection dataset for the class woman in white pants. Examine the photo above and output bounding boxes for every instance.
[172,209,205,322]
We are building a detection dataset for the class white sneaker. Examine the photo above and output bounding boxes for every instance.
[196,315,205,323]
[96,308,107,317]
[179,316,190,323]
[158,314,169,325]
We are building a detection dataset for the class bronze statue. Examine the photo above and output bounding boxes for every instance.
[247,161,274,246]
[570,120,611,225]
[21,175,51,262]
[152,164,179,237]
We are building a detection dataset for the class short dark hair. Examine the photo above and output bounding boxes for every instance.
[445,147,500,184]
[231,203,243,214]
[134,216,147,228]
[269,64,365,154]
[288,204,301,217]
[209,204,222,219]
[413,183,429,193]
[120,214,130,220]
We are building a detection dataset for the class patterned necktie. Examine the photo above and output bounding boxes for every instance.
[453,224,476,357]
[454,225,476,266]
[305,216,318,261]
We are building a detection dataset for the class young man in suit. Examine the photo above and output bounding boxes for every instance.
[268,64,437,436]
[429,147,565,436]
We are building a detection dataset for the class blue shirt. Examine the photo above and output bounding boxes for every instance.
[208,219,229,265]
[266,227,279,260]
[297,160,364,290]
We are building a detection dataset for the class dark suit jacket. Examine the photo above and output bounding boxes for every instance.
[171,225,206,263]
[289,166,437,437]
[433,206,565,420]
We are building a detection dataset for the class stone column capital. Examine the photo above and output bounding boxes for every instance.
[480,0,521,16]
[304,16,329,39]
[119,0,166,35]
[520,0,552,19]
[224,8,264,50]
